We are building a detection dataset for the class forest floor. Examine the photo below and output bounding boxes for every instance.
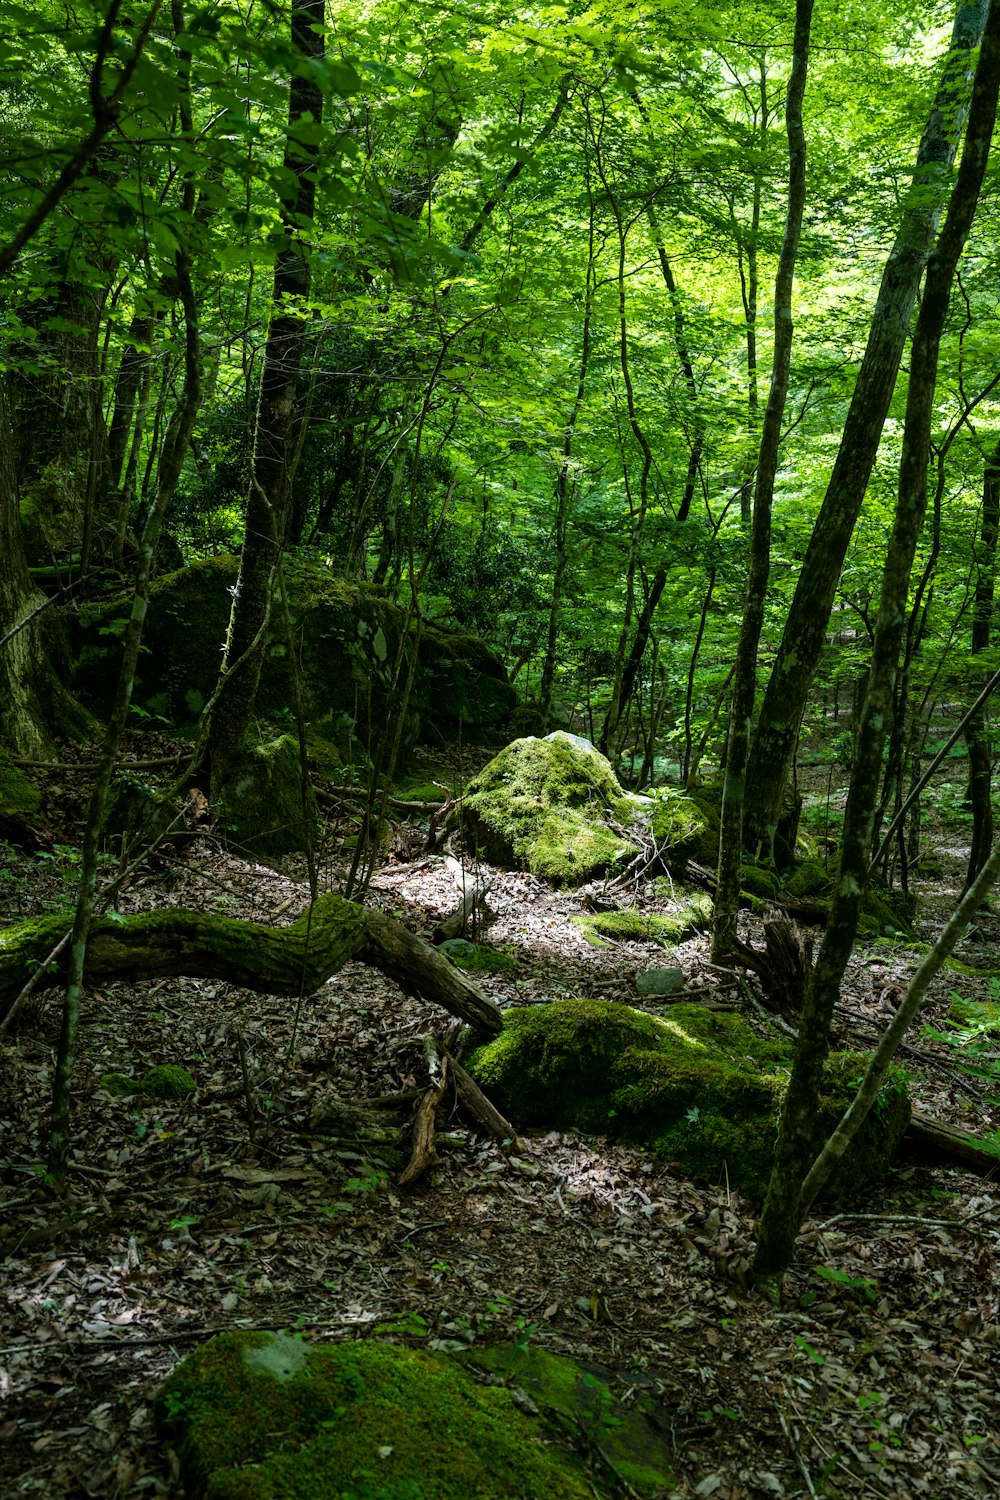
[1,737,999,1500]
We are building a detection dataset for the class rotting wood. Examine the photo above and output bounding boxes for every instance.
[447,1052,524,1151]
[399,1038,449,1187]
[731,914,813,1018]
[903,1109,1000,1177]
[0,893,504,1037]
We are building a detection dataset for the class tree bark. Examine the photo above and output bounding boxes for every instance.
[0,894,504,1038]
[751,5,1000,1298]
[743,0,990,855]
[964,441,999,890]
[208,0,324,791]
[713,0,813,962]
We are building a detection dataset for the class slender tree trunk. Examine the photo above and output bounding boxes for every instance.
[743,0,989,856]
[48,0,203,1183]
[751,6,1000,1297]
[540,192,596,730]
[713,0,813,962]
[208,0,324,791]
[964,439,1000,888]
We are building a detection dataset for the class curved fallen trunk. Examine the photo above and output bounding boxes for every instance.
[0,894,504,1037]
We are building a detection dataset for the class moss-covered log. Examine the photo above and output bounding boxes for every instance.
[0,894,503,1036]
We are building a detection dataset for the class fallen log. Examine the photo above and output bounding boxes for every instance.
[0,894,504,1037]
[399,1036,449,1188]
[903,1108,1000,1177]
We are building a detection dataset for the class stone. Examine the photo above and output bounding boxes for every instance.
[155,1331,595,1499]
[635,966,686,998]
[468,999,910,1200]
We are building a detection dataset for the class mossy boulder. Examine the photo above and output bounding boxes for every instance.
[155,1330,594,1500]
[468,999,910,1199]
[214,734,320,862]
[785,858,915,937]
[415,627,517,743]
[70,553,514,753]
[455,1344,673,1497]
[457,735,710,886]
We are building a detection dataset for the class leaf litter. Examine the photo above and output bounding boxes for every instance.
[0,746,998,1499]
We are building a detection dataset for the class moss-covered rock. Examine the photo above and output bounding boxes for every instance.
[571,894,712,948]
[468,1000,909,1199]
[415,626,517,743]
[946,993,1000,1029]
[214,734,319,862]
[100,1072,138,1097]
[455,1344,673,1497]
[457,735,711,886]
[155,1331,593,1500]
[457,733,639,884]
[740,864,780,901]
[70,553,514,753]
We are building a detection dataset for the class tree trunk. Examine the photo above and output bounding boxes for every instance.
[964,440,999,890]
[743,0,989,856]
[0,393,92,756]
[208,0,324,791]
[713,0,813,962]
[0,894,503,1038]
[751,6,1000,1298]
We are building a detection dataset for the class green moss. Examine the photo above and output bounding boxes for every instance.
[457,734,640,885]
[439,939,518,973]
[140,1064,197,1099]
[787,860,830,898]
[0,751,42,817]
[100,1072,137,1097]
[740,865,780,900]
[468,1000,910,1200]
[70,554,513,755]
[215,734,320,862]
[571,894,711,948]
[947,994,1000,1028]
[456,1345,673,1497]
[156,1332,593,1500]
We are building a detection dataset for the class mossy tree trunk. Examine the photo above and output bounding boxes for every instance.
[208,0,324,793]
[0,895,504,1038]
[742,0,989,857]
[0,394,93,757]
[713,0,812,962]
[751,12,1000,1298]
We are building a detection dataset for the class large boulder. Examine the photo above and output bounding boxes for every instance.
[69,554,515,753]
[214,733,320,861]
[468,999,910,1200]
[155,1330,595,1500]
[457,732,711,885]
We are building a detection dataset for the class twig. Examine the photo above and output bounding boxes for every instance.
[778,1411,818,1499]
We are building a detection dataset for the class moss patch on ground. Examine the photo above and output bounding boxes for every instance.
[571,894,712,948]
[156,1331,594,1500]
[100,1064,196,1099]
[468,1000,909,1200]
[439,938,518,973]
